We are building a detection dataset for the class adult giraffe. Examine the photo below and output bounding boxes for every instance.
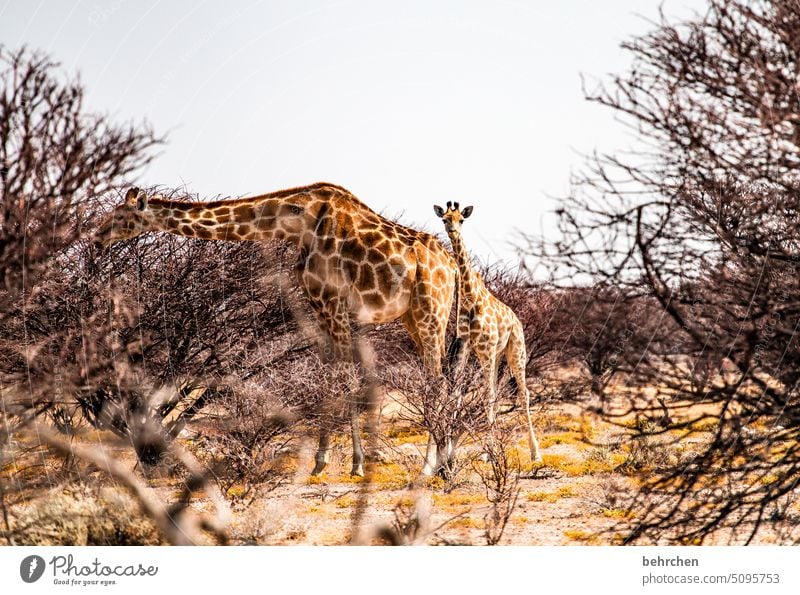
[434,201,542,464]
[94,183,456,476]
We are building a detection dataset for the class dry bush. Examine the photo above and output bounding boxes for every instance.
[380,354,531,490]
[231,500,310,545]
[473,423,523,545]
[194,381,296,497]
[8,487,163,546]
[584,476,631,515]
[521,0,800,543]
[381,360,490,484]
[477,267,669,408]
[0,47,247,545]
[617,421,680,474]
[3,201,300,430]
[264,355,364,431]
[0,45,172,542]
[196,355,365,496]
[0,47,159,309]
[368,494,435,546]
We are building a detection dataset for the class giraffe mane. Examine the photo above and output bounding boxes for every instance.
[145,182,367,210]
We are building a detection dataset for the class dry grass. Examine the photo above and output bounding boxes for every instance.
[10,487,163,546]
[562,529,601,544]
[3,394,796,546]
[526,485,577,503]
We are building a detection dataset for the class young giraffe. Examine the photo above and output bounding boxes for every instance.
[95,183,457,476]
[433,201,543,463]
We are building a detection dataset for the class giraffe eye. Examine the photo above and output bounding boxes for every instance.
[289,205,303,215]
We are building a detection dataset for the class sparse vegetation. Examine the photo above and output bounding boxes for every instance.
[5,0,800,547]
[10,487,163,546]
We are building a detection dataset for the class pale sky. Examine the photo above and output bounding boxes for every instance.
[1,0,706,266]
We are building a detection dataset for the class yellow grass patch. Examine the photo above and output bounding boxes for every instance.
[541,453,571,468]
[512,516,530,526]
[563,529,600,544]
[450,517,483,529]
[420,476,445,490]
[759,474,780,486]
[334,494,357,508]
[526,485,576,503]
[539,431,587,448]
[226,485,247,499]
[563,460,610,476]
[393,495,416,508]
[337,474,366,485]
[557,485,577,498]
[433,492,485,510]
[543,413,583,433]
[306,475,327,485]
[543,452,624,476]
[601,508,633,519]
[385,426,428,445]
[689,418,719,432]
[371,463,411,489]
[526,491,559,503]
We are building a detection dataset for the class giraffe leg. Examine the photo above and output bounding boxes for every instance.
[470,355,497,465]
[506,326,542,463]
[307,297,366,477]
[400,311,424,360]
[406,243,458,476]
[408,281,452,476]
[402,311,439,476]
[474,349,499,427]
[349,398,365,477]
[422,438,438,476]
[311,433,331,476]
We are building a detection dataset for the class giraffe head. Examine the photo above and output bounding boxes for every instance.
[94,187,155,247]
[433,201,473,234]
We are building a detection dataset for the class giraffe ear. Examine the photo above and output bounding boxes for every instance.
[136,191,148,211]
[461,205,473,219]
[124,187,140,207]
[433,205,445,218]
[124,187,148,211]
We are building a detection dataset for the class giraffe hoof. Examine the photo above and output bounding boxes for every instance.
[311,461,327,476]
[350,465,364,477]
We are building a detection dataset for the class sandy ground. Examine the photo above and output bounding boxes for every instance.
[3,393,797,546]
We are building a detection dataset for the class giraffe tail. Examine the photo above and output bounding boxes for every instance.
[507,374,519,396]
[446,337,465,373]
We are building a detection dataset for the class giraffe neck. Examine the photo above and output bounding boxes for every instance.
[447,230,482,305]
[144,194,318,245]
